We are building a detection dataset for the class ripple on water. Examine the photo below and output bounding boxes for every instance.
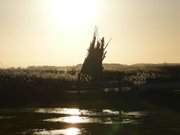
[0,116,15,120]
[26,128,81,135]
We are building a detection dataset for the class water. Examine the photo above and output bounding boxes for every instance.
[0,107,180,135]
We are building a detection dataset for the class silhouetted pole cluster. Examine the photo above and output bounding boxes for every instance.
[78,31,110,82]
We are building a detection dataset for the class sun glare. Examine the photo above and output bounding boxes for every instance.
[63,116,83,124]
[33,128,80,135]
[65,128,80,135]
[47,0,97,31]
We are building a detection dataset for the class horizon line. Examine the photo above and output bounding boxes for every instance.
[1,62,180,69]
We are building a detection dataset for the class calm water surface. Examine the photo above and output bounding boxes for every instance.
[0,106,180,135]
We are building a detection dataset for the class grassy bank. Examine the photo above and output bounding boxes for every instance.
[0,64,180,107]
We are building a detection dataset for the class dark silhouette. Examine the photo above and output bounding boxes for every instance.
[78,30,110,82]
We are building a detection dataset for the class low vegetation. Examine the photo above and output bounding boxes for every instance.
[0,64,180,107]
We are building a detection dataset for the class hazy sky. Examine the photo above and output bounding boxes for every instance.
[0,0,180,67]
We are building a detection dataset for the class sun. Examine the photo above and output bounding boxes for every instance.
[46,0,97,31]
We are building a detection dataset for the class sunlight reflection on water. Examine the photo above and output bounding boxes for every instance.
[44,115,110,124]
[0,107,148,135]
[33,127,80,135]
[35,107,146,124]
[44,115,138,124]
[35,108,120,116]
[35,108,84,115]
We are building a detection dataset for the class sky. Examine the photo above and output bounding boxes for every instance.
[0,0,180,67]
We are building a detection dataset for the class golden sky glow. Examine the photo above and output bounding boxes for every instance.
[0,0,180,67]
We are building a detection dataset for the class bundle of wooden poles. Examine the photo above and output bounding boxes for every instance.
[79,31,110,82]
